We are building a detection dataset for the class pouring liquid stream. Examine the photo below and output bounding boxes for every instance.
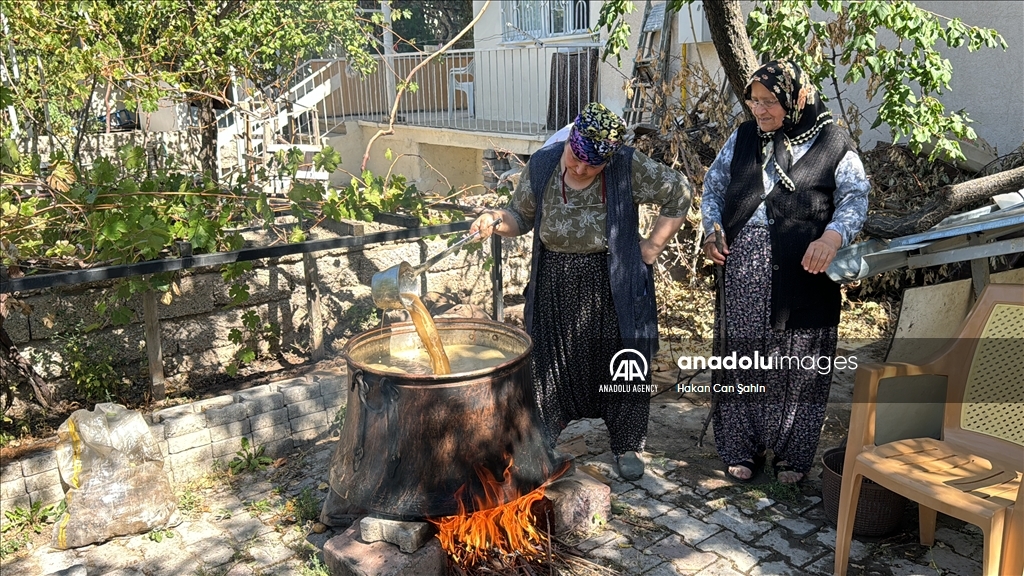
[402,292,451,375]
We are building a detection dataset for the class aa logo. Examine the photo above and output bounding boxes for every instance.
[609,349,648,382]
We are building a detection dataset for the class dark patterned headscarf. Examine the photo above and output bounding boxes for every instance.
[745,59,832,192]
[568,102,626,166]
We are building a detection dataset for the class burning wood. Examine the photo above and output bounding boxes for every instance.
[430,458,549,570]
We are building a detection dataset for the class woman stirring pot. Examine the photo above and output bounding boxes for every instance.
[471,103,692,480]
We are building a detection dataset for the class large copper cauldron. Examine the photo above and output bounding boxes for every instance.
[321,318,565,521]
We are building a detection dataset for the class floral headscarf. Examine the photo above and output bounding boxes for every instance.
[745,59,832,192]
[568,102,626,166]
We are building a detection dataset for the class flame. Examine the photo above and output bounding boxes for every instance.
[430,458,549,568]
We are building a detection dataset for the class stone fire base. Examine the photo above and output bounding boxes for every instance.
[323,525,446,576]
[322,468,611,576]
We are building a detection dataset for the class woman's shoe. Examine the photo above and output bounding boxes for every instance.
[615,451,645,480]
[772,456,805,484]
[726,453,766,483]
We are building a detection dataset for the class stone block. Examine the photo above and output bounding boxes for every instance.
[205,403,249,427]
[0,461,21,484]
[706,505,773,542]
[209,420,251,443]
[151,404,196,423]
[167,445,214,483]
[148,423,166,442]
[162,413,206,437]
[286,397,325,420]
[269,376,309,393]
[755,528,819,568]
[359,516,433,553]
[322,392,346,412]
[696,531,771,572]
[248,407,289,431]
[1,477,28,502]
[211,438,244,459]
[167,428,212,454]
[324,525,445,576]
[1,493,31,517]
[261,438,294,459]
[646,536,718,572]
[544,470,612,535]
[29,484,67,507]
[290,411,328,433]
[292,424,330,444]
[192,395,235,413]
[316,376,346,398]
[654,509,721,545]
[251,423,291,448]
[24,468,61,494]
[236,389,285,416]
[279,382,321,404]
[20,449,58,476]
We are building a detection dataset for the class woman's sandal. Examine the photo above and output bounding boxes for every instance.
[772,456,805,484]
[726,453,766,483]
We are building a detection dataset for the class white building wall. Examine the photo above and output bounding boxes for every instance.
[675,1,1022,156]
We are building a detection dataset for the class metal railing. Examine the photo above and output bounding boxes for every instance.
[502,0,591,42]
[288,44,603,138]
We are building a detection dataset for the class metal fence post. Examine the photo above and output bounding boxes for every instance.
[491,233,503,322]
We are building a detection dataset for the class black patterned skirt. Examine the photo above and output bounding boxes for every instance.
[530,249,650,454]
[711,225,838,474]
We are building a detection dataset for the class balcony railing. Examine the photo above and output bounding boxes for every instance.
[287,44,603,139]
[502,0,591,42]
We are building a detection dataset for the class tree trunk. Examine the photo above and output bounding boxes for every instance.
[702,0,758,114]
[0,295,55,410]
[197,96,219,182]
[864,166,1024,238]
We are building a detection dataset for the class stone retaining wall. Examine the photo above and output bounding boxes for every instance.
[0,367,347,519]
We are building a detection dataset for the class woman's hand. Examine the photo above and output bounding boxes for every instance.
[469,210,506,240]
[802,230,843,274]
[703,230,729,266]
[640,239,660,265]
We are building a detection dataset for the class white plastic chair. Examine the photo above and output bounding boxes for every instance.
[448,59,474,119]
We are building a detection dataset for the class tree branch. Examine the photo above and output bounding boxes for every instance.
[864,166,1024,238]
[360,0,492,171]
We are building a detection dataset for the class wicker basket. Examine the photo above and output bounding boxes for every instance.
[821,446,908,537]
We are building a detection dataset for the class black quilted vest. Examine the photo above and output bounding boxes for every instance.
[722,121,853,330]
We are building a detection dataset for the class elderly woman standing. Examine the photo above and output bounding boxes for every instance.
[702,60,870,484]
[471,103,692,480]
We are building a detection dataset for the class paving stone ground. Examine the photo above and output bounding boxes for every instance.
[3,340,989,576]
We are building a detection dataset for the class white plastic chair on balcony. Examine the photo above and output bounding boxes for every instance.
[448,59,475,120]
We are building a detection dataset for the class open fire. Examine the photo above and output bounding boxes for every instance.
[430,457,553,570]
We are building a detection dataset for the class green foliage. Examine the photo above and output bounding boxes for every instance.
[245,498,273,515]
[147,527,175,543]
[289,487,321,524]
[388,0,474,52]
[1,500,65,535]
[746,0,1005,160]
[0,1,376,142]
[596,0,640,66]
[52,320,124,403]
[598,0,1006,162]
[177,488,206,518]
[301,555,331,576]
[229,437,273,475]
[225,310,280,377]
[0,531,29,559]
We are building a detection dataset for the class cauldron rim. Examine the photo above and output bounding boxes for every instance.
[341,317,533,382]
